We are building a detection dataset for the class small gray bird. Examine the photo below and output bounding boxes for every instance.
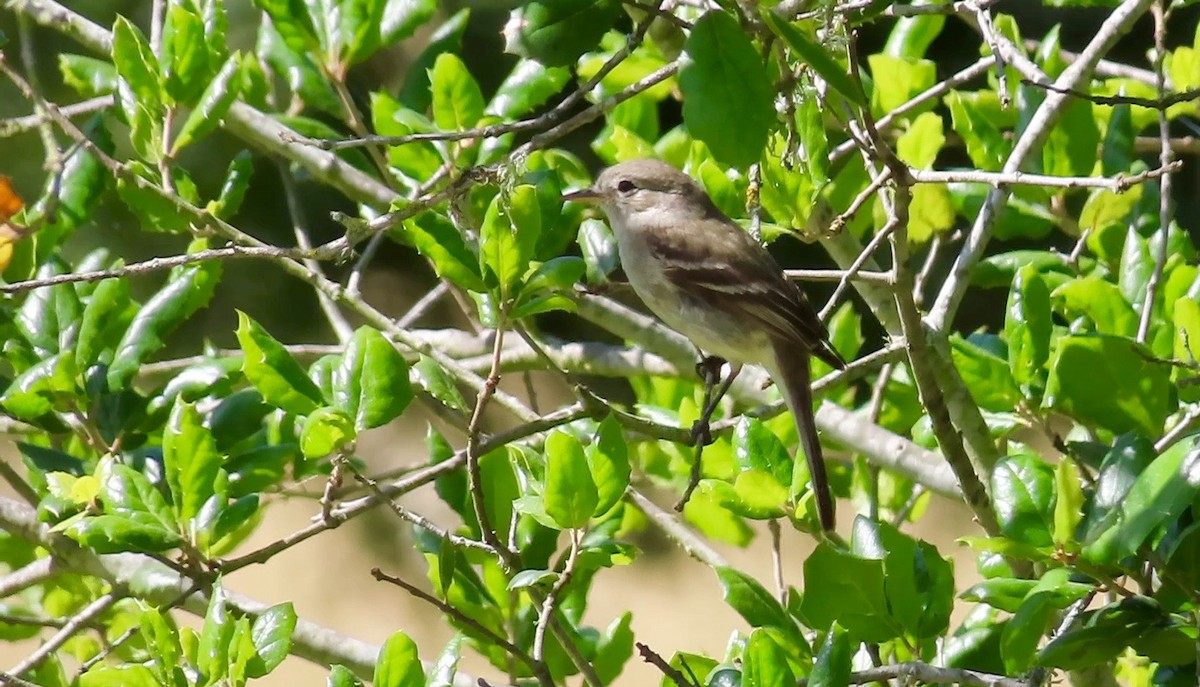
[564,158,846,531]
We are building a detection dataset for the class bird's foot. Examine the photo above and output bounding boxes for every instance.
[695,355,727,386]
[690,418,714,447]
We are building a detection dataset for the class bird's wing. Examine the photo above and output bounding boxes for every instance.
[645,223,846,370]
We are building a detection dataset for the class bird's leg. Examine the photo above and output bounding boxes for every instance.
[677,358,742,512]
[691,357,741,446]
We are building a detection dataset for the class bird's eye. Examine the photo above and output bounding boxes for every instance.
[616,180,637,194]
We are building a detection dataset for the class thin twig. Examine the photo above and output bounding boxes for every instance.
[796,661,1024,687]
[8,592,118,676]
[1137,0,1174,344]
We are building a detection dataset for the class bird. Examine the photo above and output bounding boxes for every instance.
[564,158,846,531]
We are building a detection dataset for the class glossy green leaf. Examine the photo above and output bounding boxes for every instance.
[334,327,413,430]
[950,335,1022,412]
[945,91,1011,171]
[161,3,211,103]
[328,665,364,687]
[64,513,183,554]
[896,111,945,169]
[209,151,254,220]
[1042,99,1100,177]
[991,454,1055,547]
[1053,459,1084,549]
[253,0,318,54]
[1085,434,1200,563]
[247,603,296,678]
[300,407,357,459]
[400,211,486,292]
[742,629,794,687]
[1001,592,1055,674]
[478,448,518,537]
[80,665,159,687]
[1080,434,1155,544]
[431,53,484,132]
[588,414,630,516]
[100,460,178,533]
[236,311,326,415]
[680,12,775,168]
[374,630,424,687]
[714,567,796,638]
[108,247,221,389]
[1043,335,1171,437]
[870,54,936,115]
[1005,264,1051,393]
[59,54,118,96]
[801,543,895,642]
[486,59,571,119]
[382,0,436,45]
[1051,276,1138,337]
[595,612,634,684]
[480,185,540,298]
[733,418,792,489]
[112,16,162,116]
[578,218,619,284]
[163,400,222,522]
[172,53,243,153]
[504,0,622,67]
[808,623,850,687]
[413,355,469,414]
[544,430,597,529]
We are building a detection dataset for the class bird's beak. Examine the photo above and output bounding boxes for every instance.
[562,188,600,203]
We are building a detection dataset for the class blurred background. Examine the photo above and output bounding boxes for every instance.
[1,0,1198,683]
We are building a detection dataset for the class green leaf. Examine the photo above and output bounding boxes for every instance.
[1,354,77,421]
[163,400,222,523]
[588,414,630,516]
[100,461,177,532]
[1053,459,1084,549]
[480,186,540,298]
[742,629,794,687]
[161,3,211,103]
[883,11,945,58]
[946,90,1011,171]
[800,543,895,642]
[714,567,795,637]
[486,59,571,119]
[1051,276,1138,337]
[236,311,326,415]
[1080,434,1155,544]
[382,0,437,45]
[172,53,243,153]
[107,246,220,389]
[426,635,462,687]
[1043,335,1171,437]
[59,55,117,96]
[64,513,183,554]
[198,584,234,682]
[1001,592,1056,673]
[869,54,936,114]
[764,13,865,107]
[734,418,792,489]
[595,612,634,685]
[504,0,623,67]
[76,278,133,368]
[949,335,1023,412]
[1079,185,1142,233]
[400,211,487,292]
[680,12,775,168]
[808,623,850,687]
[333,0,387,67]
[80,665,159,687]
[430,53,484,132]
[334,327,413,430]
[300,407,357,459]
[1042,99,1100,177]
[247,603,296,678]
[896,111,945,169]
[1005,264,1051,394]
[112,16,162,116]
[413,355,469,414]
[253,0,318,55]
[991,454,1055,547]
[578,218,619,284]
[1085,435,1200,563]
[544,430,598,529]
[209,151,254,220]
[374,630,424,687]
[328,665,364,687]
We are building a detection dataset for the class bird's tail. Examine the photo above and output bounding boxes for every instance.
[768,346,835,531]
